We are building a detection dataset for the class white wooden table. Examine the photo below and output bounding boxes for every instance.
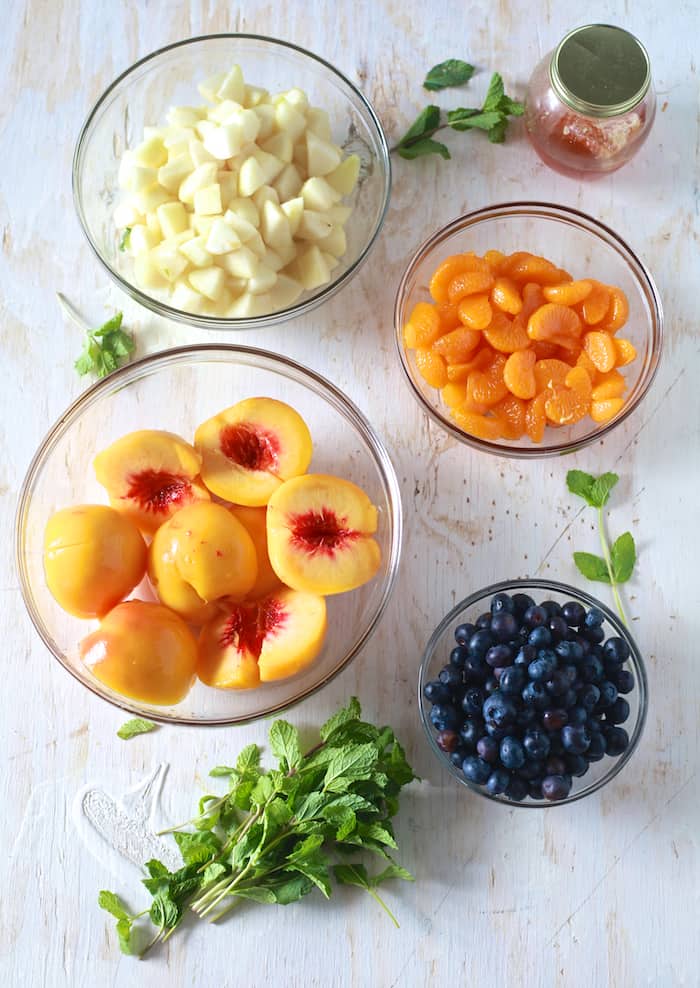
[2,1,699,985]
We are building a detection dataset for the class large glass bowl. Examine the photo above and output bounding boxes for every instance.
[15,346,402,725]
[418,579,648,807]
[395,202,663,457]
[73,34,390,330]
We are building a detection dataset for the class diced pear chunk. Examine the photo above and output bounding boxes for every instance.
[163,127,196,149]
[326,204,352,225]
[189,265,226,301]
[223,209,257,243]
[253,185,279,211]
[192,214,217,237]
[273,163,303,201]
[179,235,213,268]
[157,201,189,238]
[227,197,260,227]
[283,88,309,111]
[294,245,331,290]
[129,223,160,254]
[151,240,190,282]
[113,201,143,228]
[167,105,202,128]
[238,156,266,197]
[322,251,340,272]
[195,119,218,142]
[261,200,293,248]
[158,153,195,194]
[217,171,239,208]
[216,65,245,103]
[301,176,341,212]
[132,136,167,168]
[280,197,304,236]
[251,148,285,184]
[119,158,158,193]
[269,273,303,309]
[171,278,207,312]
[208,99,243,124]
[317,224,347,258]
[203,123,245,160]
[327,154,361,195]
[134,252,168,290]
[178,162,218,204]
[306,107,332,141]
[194,183,222,215]
[244,85,269,108]
[247,264,278,294]
[260,131,293,164]
[146,212,162,237]
[217,245,259,279]
[189,139,217,166]
[198,73,227,101]
[253,104,276,140]
[296,210,334,242]
[306,131,342,176]
[134,186,173,214]
[274,100,306,142]
[205,217,242,255]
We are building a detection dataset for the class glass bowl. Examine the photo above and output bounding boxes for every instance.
[73,34,391,330]
[15,345,402,725]
[395,202,663,457]
[418,579,648,807]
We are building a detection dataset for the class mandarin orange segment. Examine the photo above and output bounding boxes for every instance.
[457,293,492,330]
[583,331,617,373]
[504,349,537,399]
[590,397,625,423]
[591,370,626,401]
[436,301,462,331]
[433,326,482,363]
[483,311,530,353]
[446,347,493,382]
[484,249,506,272]
[447,268,495,303]
[614,338,637,366]
[403,301,441,348]
[530,340,560,360]
[533,358,572,392]
[521,282,547,318]
[545,385,591,425]
[564,365,593,399]
[576,350,600,381]
[494,394,526,439]
[441,382,467,408]
[429,254,471,303]
[580,280,611,325]
[502,252,572,285]
[599,286,629,333]
[527,303,582,343]
[415,347,448,388]
[525,392,547,443]
[452,408,503,440]
[467,353,508,407]
[491,277,523,315]
[543,279,593,306]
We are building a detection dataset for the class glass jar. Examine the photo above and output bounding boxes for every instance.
[524,24,656,178]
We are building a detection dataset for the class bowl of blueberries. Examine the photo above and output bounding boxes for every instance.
[419,578,647,805]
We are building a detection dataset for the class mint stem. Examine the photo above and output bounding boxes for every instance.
[365,887,400,928]
[596,506,628,627]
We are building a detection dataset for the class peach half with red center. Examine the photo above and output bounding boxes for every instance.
[43,504,147,618]
[194,397,313,506]
[197,587,327,689]
[148,502,258,623]
[266,474,381,595]
[93,429,210,534]
[228,505,282,600]
[79,600,198,705]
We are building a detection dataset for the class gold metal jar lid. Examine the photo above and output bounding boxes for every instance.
[550,24,651,118]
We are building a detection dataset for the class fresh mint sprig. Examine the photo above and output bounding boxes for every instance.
[117,718,157,740]
[566,470,637,625]
[57,292,135,379]
[423,59,475,92]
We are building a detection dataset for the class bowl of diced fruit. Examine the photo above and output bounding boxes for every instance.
[73,34,390,328]
[16,345,402,724]
[419,579,647,805]
[395,202,663,456]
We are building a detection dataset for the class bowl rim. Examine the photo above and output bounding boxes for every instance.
[418,577,648,807]
[72,32,392,331]
[15,343,403,726]
[394,200,664,458]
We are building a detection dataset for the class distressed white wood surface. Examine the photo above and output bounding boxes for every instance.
[2,1,699,985]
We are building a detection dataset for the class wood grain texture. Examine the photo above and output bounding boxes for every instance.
[1,0,699,985]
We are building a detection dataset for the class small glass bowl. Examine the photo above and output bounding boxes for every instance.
[73,34,390,330]
[15,345,402,725]
[395,202,663,457]
[418,579,648,807]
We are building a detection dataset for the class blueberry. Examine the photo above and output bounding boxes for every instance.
[603,636,630,664]
[475,612,493,630]
[486,644,513,668]
[449,645,470,668]
[565,754,589,777]
[579,683,601,711]
[512,592,536,616]
[607,697,631,724]
[545,755,566,776]
[586,732,606,761]
[486,768,511,795]
[528,780,545,800]
[499,666,527,695]
[528,626,552,648]
[584,607,604,628]
[462,687,485,717]
[542,775,572,801]
[561,725,591,755]
[516,706,537,728]
[542,708,568,731]
[504,776,529,801]
[463,654,489,682]
[430,704,460,731]
[584,626,605,644]
[562,601,586,627]
[561,664,578,685]
[524,604,548,628]
[562,688,578,709]
[548,616,569,642]
[486,723,511,741]
[523,728,551,760]
[490,592,515,614]
[597,681,618,708]
[515,644,536,666]
[493,666,507,681]
[484,676,499,695]
[568,705,588,726]
[580,655,604,683]
[491,611,519,642]
[483,692,518,727]
[615,669,635,694]
[450,748,466,766]
[468,629,494,660]
[454,622,476,645]
[555,640,584,662]
[522,681,548,707]
[518,758,546,780]
[574,635,591,656]
[545,669,570,695]
[500,736,526,770]
[459,719,483,749]
[528,650,557,681]
[436,730,459,753]
[603,726,629,756]
[477,736,499,763]
[541,599,563,618]
[462,755,491,785]
[439,665,463,687]
[423,680,451,704]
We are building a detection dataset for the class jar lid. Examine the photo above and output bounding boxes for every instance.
[550,24,651,118]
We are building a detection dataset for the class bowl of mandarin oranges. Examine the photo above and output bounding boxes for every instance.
[396,202,663,455]
[16,345,401,724]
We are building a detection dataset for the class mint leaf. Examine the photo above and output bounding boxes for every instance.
[373,864,415,885]
[488,118,508,143]
[482,72,505,111]
[573,551,611,583]
[269,875,315,904]
[567,469,596,502]
[117,718,157,740]
[209,765,237,777]
[269,719,301,771]
[589,472,619,508]
[118,227,132,252]
[236,743,261,775]
[234,886,278,904]
[361,822,398,849]
[398,137,450,160]
[173,830,221,866]
[115,917,134,955]
[448,109,503,132]
[611,532,636,583]
[286,856,331,898]
[424,59,475,91]
[320,696,362,741]
[397,104,441,147]
[333,863,370,890]
[150,892,180,930]
[73,309,135,379]
[93,312,124,338]
[498,94,524,116]
[323,743,378,792]
[98,890,130,920]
